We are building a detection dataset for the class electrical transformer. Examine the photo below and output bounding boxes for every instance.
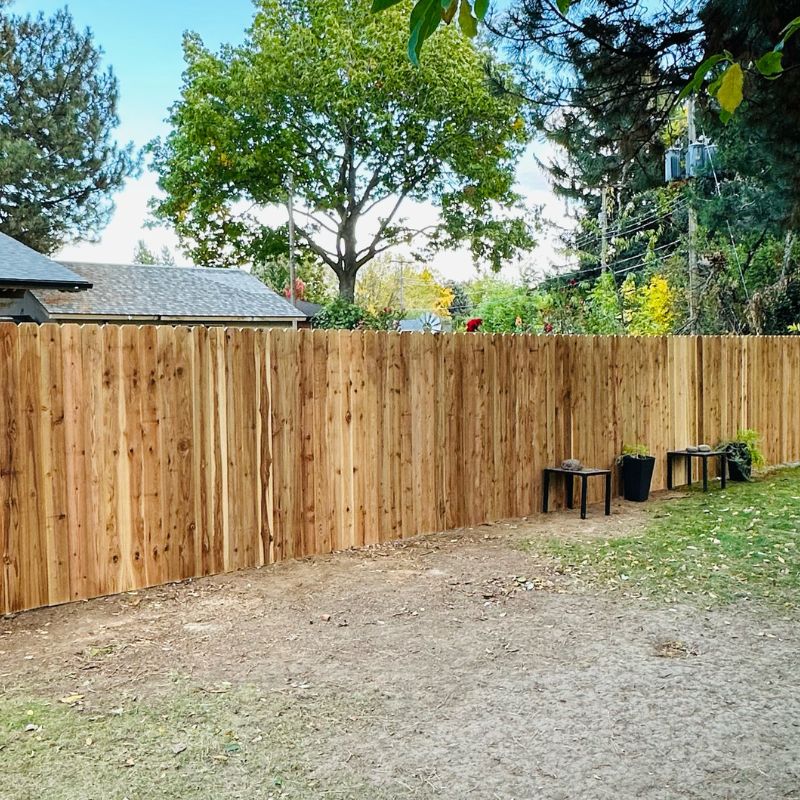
[664,146,684,182]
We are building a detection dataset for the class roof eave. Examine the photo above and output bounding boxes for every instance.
[43,312,305,323]
[0,278,92,291]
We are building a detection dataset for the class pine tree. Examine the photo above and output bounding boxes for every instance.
[132,240,176,266]
[0,7,138,253]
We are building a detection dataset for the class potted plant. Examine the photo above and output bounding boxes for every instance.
[719,429,766,482]
[617,443,656,502]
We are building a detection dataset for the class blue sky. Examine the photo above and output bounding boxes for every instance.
[14,0,258,147]
[12,0,566,278]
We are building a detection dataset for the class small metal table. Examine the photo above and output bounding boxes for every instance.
[666,449,728,492]
[542,467,612,520]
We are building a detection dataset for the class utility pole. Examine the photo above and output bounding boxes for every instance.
[286,173,297,311]
[783,230,795,278]
[398,261,405,311]
[600,185,609,272]
[687,96,699,333]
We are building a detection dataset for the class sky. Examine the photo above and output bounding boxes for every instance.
[13,0,570,283]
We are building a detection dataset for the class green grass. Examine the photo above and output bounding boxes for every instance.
[0,682,391,800]
[532,468,800,608]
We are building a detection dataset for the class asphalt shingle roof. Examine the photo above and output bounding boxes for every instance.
[0,233,92,290]
[34,262,305,321]
[294,299,323,318]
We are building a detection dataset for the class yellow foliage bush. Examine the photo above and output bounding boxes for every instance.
[622,273,677,335]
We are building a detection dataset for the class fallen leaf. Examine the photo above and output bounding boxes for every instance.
[60,694,84,705]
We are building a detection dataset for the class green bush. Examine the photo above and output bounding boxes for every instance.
[312,298,399,330]
[474,283,544,332]
[312,298,368,330]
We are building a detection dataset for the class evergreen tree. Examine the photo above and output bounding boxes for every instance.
[132,240,176,265]
[0,7,138,253]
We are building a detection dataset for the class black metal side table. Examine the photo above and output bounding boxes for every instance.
[666,449,728,492]
[542,467,612,520]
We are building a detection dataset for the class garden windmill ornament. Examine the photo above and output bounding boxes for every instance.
[418,312,442,333]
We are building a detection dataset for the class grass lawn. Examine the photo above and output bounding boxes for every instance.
[532,467,800,608]
[0,683,383,800]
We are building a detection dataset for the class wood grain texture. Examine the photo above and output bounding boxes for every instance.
[1,324,800,613]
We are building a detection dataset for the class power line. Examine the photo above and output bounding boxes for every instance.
[611,244,684,276]
[550,239,684,280]
[565,206,685,250]
[608,239,682,267]
[549,194,685,237]
[564,199,686,250]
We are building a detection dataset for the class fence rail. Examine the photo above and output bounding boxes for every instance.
[1,323,799,614]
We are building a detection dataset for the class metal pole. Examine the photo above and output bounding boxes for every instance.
[287,173,297,309]
[687,97,698,333]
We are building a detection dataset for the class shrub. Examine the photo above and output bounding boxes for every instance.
[312,298,369,330]
[312,298,399,330]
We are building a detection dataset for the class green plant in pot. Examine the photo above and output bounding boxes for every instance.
[617,443,656,502]
[719,429,766,482]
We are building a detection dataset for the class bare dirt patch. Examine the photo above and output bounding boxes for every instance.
[1,494,798,799]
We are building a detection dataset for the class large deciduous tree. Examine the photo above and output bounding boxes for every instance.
[0,7,137,253]
[149,0,534,301]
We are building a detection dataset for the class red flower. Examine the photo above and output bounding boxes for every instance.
[543,322,554,333]
[283,277,306,301]
[568,278,577,287]
[465,318,483,332]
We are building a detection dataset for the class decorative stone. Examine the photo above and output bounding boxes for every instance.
[686,445,699,452]
[698,444,712,452]
[561,458,583,471]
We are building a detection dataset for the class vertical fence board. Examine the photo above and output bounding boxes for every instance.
[1,325,21,610]
[119,325,145,592]
[39,325,70,605]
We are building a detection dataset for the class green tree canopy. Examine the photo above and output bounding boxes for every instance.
[149,0,534,300]
[0,7,138,253]
[253,254,335,305]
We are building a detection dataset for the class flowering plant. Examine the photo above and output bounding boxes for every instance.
[283,277,306,301]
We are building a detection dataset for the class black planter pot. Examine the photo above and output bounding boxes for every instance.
[620,455,656,502]
[724,442,752,481]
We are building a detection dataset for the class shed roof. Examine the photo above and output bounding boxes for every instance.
[35,262,306,322]
[0,233,92,291]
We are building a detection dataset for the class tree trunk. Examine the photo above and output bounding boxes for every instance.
[338,270,357,303]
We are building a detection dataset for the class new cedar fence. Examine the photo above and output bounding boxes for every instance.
[1,323,799,614]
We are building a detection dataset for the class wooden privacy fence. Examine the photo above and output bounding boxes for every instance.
[1,323,799,614]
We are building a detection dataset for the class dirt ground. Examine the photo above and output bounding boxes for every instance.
[1,495,799,799]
